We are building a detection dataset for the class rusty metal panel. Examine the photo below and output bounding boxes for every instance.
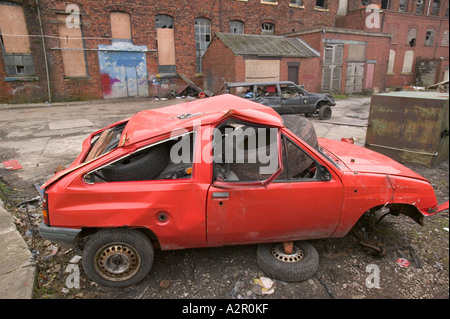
[365,92,449,167]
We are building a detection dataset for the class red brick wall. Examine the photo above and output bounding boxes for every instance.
[1,0,339,103]
[202,37,236,95]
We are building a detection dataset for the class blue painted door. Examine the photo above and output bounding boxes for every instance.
[98,44,149,99]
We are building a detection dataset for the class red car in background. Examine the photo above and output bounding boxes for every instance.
[39,94,448,287]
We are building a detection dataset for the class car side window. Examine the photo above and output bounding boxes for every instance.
[276,135,318,181]
[213,119,279,182]
[85,132,195,183]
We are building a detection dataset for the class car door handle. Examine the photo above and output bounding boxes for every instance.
[212,192,229,198]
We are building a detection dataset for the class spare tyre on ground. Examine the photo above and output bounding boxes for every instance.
[256,241,319,282]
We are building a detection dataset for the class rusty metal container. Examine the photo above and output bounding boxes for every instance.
[365,91,449,167]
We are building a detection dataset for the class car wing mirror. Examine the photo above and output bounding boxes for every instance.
[317,165,332,181]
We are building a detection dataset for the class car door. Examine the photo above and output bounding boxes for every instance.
[280,84,313,114]
[252,84,282,108]
[206,121,344,246]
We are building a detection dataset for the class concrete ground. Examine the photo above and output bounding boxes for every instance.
[0,95,371,298]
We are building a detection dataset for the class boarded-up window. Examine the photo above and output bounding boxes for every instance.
[322,44,343,93]
[425,29,435,46]
[347,44,366,62]
[0,2,35,77]
[407,28,417,47]
[157,28,176,74]
[156,14,175,74]
[442,31,449,46]
[401,50,414,73]
[387,50,395,74]
[110,12,131,42]
[0,2,30,53]
[324,44,343,65]
[245,59,280,82]
[57,13,87,77]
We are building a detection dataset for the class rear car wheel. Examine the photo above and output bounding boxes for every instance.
[82,229,154,287]
[256,241,319,282]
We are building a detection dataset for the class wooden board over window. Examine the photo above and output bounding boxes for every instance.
[0,4,31,53]
[110,12,131,41]
[56,14,87,77]
[157,28,176,67]
[245,59,280,82]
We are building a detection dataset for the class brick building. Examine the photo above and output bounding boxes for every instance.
[202,32,320,95]
[0,0,448,103]
[285,27,392,94]
[337,0,449,87]
[0,0,340,103]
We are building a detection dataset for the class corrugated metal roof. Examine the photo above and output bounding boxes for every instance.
[215,33,319,58]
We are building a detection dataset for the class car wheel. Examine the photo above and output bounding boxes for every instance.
[82,229,154,287]
[100,144,169,182]
[318,104,332,120]
[256,241,319,282]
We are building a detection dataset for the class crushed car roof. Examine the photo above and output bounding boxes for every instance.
[121,94,284,146]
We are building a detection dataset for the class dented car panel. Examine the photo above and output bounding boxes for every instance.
[40,94,447,253]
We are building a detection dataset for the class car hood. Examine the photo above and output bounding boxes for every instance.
[310,93,335,104]
[318,138,428,182]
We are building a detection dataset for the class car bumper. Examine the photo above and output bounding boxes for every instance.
[39,221,81,248]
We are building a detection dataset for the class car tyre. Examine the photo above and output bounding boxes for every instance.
[318,104,332,120]
[281,114,318,149]
[100,144,169,182]
[82,229,154,288]
[256,241,319,282]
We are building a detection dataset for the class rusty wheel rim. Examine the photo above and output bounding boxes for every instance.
[271,244,305,263]
[94,243,141,282]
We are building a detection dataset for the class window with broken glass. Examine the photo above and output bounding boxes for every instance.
[425,29,435,46]
[381,0,390,10]
[261,22,275,35]
[230,20,244,34]
[213,119,279,183]
[194,18,211,74]
[416,0,425,14]
[155,14,174,29]
[398,0,408,12]
[275,135,319,181]
[315,0,327,9]
[407,28,417,47]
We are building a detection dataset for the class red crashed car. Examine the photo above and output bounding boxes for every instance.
[39,94,448,287]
